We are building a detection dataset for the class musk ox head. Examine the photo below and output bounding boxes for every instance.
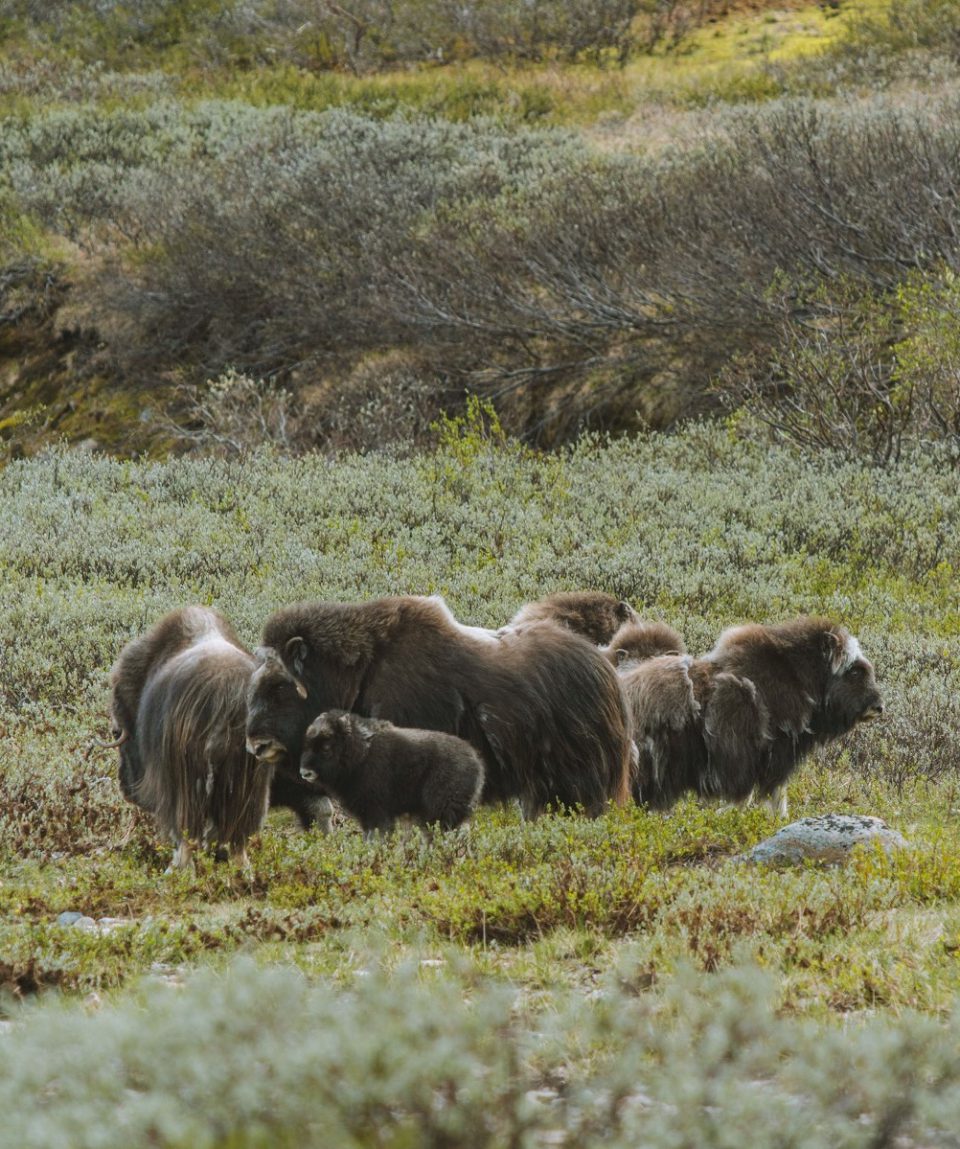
[300,710,370,785]
[245,641,310,767]
[818,629,884,737]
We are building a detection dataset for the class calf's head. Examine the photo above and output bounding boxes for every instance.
[300,710,369,785]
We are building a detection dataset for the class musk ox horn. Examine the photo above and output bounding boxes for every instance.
[84,729,130,760]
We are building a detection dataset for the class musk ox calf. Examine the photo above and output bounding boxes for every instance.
[508,591,640,645]
[628,617,883,817]
[602,620,687,668]
[246,594,632,820]
[300,710,485,834]
[109,606,271,870]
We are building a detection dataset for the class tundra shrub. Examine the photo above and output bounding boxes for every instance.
[2,0,645,71]
[719,271,960,465]
[4,93,960,447]
[3,958,960,1148]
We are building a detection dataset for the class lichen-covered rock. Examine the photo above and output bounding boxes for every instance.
[736,814,909,865]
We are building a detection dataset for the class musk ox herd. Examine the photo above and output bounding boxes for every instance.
[107,591,883,870]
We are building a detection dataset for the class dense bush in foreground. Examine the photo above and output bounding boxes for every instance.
[4,957,960,1148]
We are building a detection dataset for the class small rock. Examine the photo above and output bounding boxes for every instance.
[56,911,85,927]
[736,814,909,866]
[97,918,133,934]
[57,912,100,932]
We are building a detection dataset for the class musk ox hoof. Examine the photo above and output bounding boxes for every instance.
[735,814,909,866]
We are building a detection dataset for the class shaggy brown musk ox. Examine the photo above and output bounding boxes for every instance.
[508,591,640,645]
[627,617,883,816]
[109,606,271,869]
[246,594,633,818]
[300,710,485,834]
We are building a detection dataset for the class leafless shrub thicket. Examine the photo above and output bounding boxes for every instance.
[7,93,960,451]
[387,96,960,440]
[718,271,960,464]
[2,0,742,72]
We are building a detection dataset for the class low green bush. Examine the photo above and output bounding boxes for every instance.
[3,956,960,1147]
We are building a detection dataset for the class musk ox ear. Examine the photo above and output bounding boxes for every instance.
[284,636,308,677]
[822,629,849,674]
[333,712,367,740]
[307,712,335,740]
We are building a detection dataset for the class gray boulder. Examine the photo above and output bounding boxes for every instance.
[736,814,909,865]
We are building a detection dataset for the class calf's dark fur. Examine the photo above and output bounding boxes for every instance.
[300,710,484,833]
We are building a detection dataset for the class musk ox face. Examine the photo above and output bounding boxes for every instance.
[245,642,310,767]
[820,640,884,737]
[299,710,367,785]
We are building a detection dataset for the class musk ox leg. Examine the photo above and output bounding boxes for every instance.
[519,793,545,821]
[309,795,335,834]
[363,822,396,841]
[270,774,335,832]
[166,838,194,873]
[768,785,789,820]
[742,786,789,820]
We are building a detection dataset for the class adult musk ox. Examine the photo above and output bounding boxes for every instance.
[602,620,687,669]
[508,591,640,645]
[628,617,883,817]
[109,606,271,870]
[300,710,485,834]
[246,595,632,818]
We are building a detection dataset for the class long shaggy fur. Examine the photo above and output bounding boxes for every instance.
[508,591,640,645]
[602,620,687,668]
[300,710,485,833]
[246,595,633,818]
[627,617,883,810]
[110,606,270,864]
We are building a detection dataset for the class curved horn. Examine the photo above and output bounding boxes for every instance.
[84,730,129,761]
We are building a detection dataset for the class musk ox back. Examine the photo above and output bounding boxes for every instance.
[602,620,687,668]
[110,606,270,869]
[508,591,640,645]
[628,617,883,814]
[246,595,632,819]
[299,709,484,833]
